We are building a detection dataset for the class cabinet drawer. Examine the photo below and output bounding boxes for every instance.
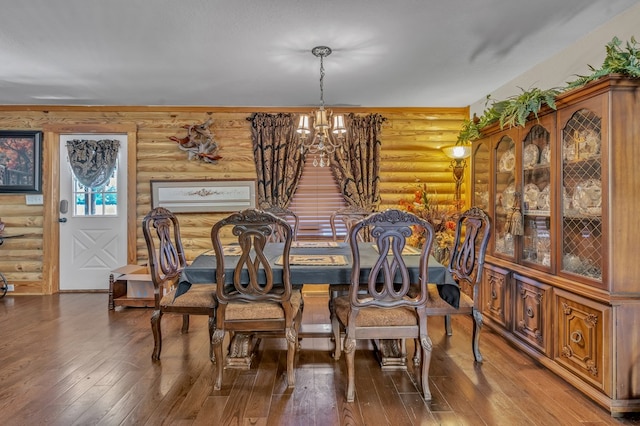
[513,274,552,356]
[554,289,610,392]
[481,264,511,330]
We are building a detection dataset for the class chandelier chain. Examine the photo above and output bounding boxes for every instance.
[319,54,325,109]
[297,45,346,168]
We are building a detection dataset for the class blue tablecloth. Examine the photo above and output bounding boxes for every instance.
[179,242,460,308]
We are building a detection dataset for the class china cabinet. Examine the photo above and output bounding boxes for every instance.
[471,75,640,416]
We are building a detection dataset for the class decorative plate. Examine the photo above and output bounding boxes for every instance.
[563,186,572,212]
[573,179,602,214]
[537,184,550,211]
[580,130,601,159]
[564,138,577,162]
[499,148,516,172]
[501,183,516,210]
[523,144,539,168]
[540,145,551,165]
[523,183,540,210]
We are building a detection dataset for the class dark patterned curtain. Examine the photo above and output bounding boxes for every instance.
[248,113,304,209]
[331,113,386,210]
[66,139,120,189]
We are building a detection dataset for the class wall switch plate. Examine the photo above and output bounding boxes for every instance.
[25,194,44,205]
[7,284,14,292]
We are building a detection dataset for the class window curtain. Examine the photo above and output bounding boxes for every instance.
[331,113,386,211]
[248,113,304,209]
[66,139,120,189]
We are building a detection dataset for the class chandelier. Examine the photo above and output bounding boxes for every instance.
[296,46,346,167]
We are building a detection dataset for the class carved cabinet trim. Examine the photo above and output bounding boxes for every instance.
[554,289,609,393]
[513,273,552,356]
[481,264,511,330]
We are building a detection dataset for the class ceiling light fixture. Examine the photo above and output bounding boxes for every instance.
[296,46,346,167]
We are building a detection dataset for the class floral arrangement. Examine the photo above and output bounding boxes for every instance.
[398,184,458,263]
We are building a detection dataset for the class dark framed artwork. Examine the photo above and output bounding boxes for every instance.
[0,130,43,193]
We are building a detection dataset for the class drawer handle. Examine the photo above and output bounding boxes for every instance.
[526,307,534,318]
[491,289,497,299]
[570,331,583,343]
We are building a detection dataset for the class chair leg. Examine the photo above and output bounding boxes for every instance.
[471,308,483,363]
[329,289,342,360]
[181,314,189,334]
[285,326,297,388]
[445,314,452,336]
[212,329,225,390]
[344,337,356,402]
[419,334,433,401]
[208,315,216,363]
[413,338,421,366]
[151,309,162,361]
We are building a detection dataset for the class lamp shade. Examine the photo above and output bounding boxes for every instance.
[297,115,311,135]
[442,145,472,159]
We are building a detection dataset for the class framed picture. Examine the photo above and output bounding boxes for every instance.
[151,179,256,213]
[0,130,43,193]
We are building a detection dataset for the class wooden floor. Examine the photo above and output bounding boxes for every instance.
[1,292,639,426]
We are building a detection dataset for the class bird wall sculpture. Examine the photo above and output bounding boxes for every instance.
[168,118,222,164]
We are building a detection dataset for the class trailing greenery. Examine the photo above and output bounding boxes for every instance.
[566,36,640,89]
[456,102,499,144]
[492,87,561,129]
[456,36,640,145]
[456,88,559,144]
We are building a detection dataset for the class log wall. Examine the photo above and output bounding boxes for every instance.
[0,105,468,294]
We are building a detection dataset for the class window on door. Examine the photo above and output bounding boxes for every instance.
[71,165,119,216]
[288,156,347,239]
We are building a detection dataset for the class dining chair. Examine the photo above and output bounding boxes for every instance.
[332,208,435,402]
[142,207,217,362]
[329,206,373,242]
[264,206,300,242]
[417,206,491,365]
[327,206,374,357]
[210,208,303,390]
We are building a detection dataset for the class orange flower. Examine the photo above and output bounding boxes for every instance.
[398,184,458,249]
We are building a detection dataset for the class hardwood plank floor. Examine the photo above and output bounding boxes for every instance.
[0,292,638,425]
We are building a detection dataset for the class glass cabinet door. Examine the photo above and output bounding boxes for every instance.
[472,141,490,211]
[560,108,603,285]
[521,122,552,270]
[494,134,516,258]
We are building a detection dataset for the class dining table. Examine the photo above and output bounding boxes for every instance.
[178,241,460,369]
[179,241,460,306]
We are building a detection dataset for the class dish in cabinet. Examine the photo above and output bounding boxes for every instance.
[523,144,539,168]
[581,130,601,159]
[523,183,540,210]
[537,184,550,211]
[499,148,516,172]
[540,145,551,165]
[562,186,572,212]
[572,179,602,215]
[565,129,601,161]
[500,183,516,210]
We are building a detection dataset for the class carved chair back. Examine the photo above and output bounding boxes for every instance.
[330,206,374,242]
[348,209,435,311]
[142,206,187,307]
[264,206,300,242]
[210,208,294,307]
[447,206,491,302]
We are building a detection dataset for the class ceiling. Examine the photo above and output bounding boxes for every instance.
[1,0,639,107]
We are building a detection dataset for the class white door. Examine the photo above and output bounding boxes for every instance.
[59,135,128,290]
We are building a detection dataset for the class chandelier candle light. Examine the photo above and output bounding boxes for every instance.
[297,46,346,167]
